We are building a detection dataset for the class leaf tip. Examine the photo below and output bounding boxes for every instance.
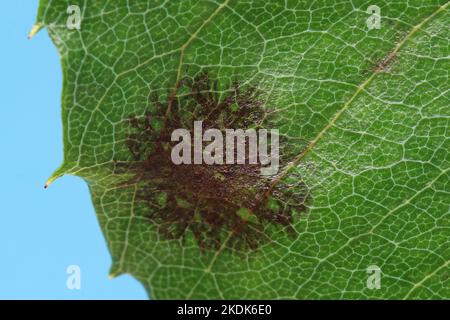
[108,263,123,279]
[45,163,74,189]
[44,175,60,189]
[108,270,122,280]
[44,178,54,189]
[28,23,43,40]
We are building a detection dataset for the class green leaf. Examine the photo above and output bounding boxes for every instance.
[36,0,450,299]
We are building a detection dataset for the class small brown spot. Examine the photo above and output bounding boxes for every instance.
[374,51,397,73]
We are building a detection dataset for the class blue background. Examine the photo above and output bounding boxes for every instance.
[0,1,147,299]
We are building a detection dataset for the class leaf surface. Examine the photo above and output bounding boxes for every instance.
[36,0,450,299]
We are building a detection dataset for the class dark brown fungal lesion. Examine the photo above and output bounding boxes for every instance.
[115,72,309,251]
